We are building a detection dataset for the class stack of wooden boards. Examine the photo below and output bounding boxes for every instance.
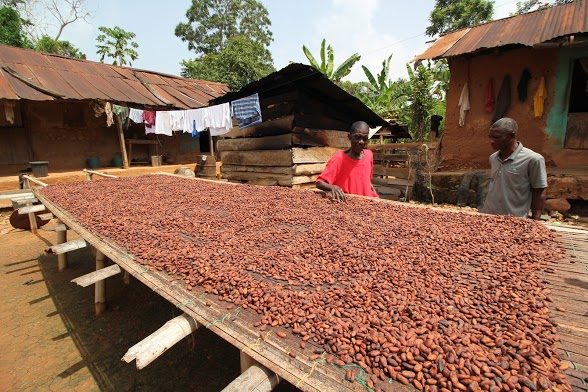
[218,115,350,188]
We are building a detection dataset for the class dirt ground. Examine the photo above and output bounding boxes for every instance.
[0,210,297,391]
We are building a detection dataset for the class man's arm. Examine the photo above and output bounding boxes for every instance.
[317,180,346,202]
[531,188,546,220]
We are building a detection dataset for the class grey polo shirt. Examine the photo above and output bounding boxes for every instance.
[481,142,547,217]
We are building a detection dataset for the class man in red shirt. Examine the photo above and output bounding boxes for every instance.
[316,121,379,201]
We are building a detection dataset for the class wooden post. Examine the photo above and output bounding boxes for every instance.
[122,313,199,369]
[240,351,257,373]
[85,172,92,181]
[56,219,67,271]
[209,133,215,157]
[223,360,279,392]
[23,178,37,234]
[95,250,106,315]
[115,115,129,169]
[123,271,130,285]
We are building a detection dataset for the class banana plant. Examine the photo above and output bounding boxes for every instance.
[302,39,361,82]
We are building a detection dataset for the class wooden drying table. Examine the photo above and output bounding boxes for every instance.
[31,175,588,392]
[34,182,383,392]
[539,225,588,392]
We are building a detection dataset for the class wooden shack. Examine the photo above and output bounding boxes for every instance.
[210,64,409,187]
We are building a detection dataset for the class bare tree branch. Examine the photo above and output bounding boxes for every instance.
[47,0,89,40]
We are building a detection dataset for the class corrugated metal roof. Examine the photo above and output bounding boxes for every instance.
[0,44,229,109]
[415,1,588,60]
[211,63,410,137]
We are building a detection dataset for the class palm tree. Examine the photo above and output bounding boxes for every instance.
[96,26,139,66]
[302,39,360,82]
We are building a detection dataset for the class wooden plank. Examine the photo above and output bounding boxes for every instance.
[223,165,293,175]
[46,238,87,255]
[123,313,200,369]
[373,153,410,162]
[18,204,46,214]
[369,141,439,151]
[222,164,325,176]
[281,175,319,187]
[373,166,411,179]
[83,169,119,179]
[37,212,54,221]
[292,114,348,132]
[217,134,292,151]
[222,116,294,139]
[291,128,350,149]
[0,190,33,200]
[292,147,339,164]
[71,264,121,287]
[221,150,292,167]
[35,186,356,392]
[12,198,38,208]
[221,364,279,392]
[222,171,291,183]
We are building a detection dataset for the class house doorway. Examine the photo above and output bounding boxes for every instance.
[565,58,588,149]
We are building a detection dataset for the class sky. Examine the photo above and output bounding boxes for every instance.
[45,0,522,83]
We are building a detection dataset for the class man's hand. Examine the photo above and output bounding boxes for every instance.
[316,180,346,202]
[330,185,346,202]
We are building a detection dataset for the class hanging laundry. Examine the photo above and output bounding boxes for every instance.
[154,111,173,136]
[112,104,129,128]
[533,77,546,118]
[143,110,156,134]
[231,93,262,128]
[129,108,144,123]
[484,79,495,113]
[517,68,532,102]
[4,102,15,124]
[204,103,232,133]
[492,75,511,123]
[169,110,185,132]
[183,108,207,135]
[458,83,470,127]
[105,102,114,127]
[210,127,231,136]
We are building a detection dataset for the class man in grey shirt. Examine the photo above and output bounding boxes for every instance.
[481,118,547,219]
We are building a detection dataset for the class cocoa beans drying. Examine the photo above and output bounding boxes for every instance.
[40,176,570,391]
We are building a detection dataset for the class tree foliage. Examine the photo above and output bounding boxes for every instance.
[96,26,139,66]
[513,0,575,15]
[302,39,361,82]
[0,6,32,48]
[35,34,85,58]
[426,0,494,37]
[175,0,273,56]
[181,35,274,90]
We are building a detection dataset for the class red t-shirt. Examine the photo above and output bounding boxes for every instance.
[317,150,378,197]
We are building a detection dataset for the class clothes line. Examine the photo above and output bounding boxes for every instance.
[105,93,262,137]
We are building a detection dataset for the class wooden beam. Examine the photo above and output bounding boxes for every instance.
[22,179,37,233]
[122,313,200,369]
[0,191,33,200]
[292,147,339,164]
[291,128,350,149]
[217,134,292,151]
[222,364,279,392]
[72,264,121,287]
[222,116,294,139]
[18,204,46,214]
[12,198,38,208]
[56,219,68,271]
[95,250,106,315]
[222,163,325,176]
[83,169,119,179]
[22,175,48,187]
[37,212,54,221]
[114,115,129,169]
[46,238,87,255]
[221,150,292,166]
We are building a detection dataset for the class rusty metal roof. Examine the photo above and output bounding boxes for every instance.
[211,63,410,138]
[415,1,588,60]
[0,44,229,109]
